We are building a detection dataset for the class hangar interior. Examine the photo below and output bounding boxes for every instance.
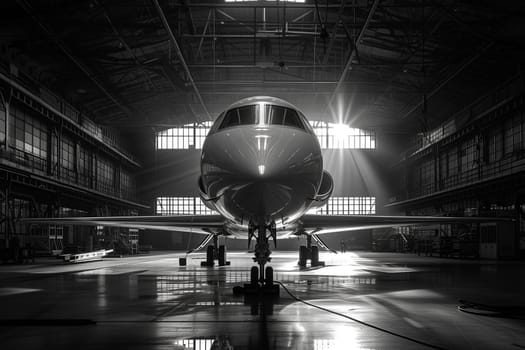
[1,0,524,258]
[2,1,525,349]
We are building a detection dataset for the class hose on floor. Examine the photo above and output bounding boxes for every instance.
[276,281,448,350]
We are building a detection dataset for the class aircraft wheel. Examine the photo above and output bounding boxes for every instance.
[218,245,226,266]
[311,246,319,266]
[206,245,214,265]
[250,266,259,285]
[265,266,274,286]
[298,245,307,266]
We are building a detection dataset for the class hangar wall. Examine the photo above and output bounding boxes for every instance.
[387,73,525,258]
[0,64,144,257]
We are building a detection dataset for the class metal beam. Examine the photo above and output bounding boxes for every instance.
[16,0,136,120]
[322,0,346,66]
[180,33,350,39]
[196,10,213,61]
[216,9,255,33]
[291,10,314,23]
[161,3,368,9]
[182,0,197,35]
[152,0,211,121]
[400,40,494,120]
[362,10,446,118]
[327,0,380,108]
[195,80,388,85]
[103,11,157,92]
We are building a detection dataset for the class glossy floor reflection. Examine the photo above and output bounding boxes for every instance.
[1,251,525,349]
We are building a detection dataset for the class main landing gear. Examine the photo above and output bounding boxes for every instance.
[200,235,230,267]
[298,234,325,268]
[234,220,279,296]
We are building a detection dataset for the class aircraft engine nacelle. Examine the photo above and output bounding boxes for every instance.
[309,170,334,209]
[198,176,217,211]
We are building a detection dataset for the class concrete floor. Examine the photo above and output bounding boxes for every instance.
[1,251,525,350]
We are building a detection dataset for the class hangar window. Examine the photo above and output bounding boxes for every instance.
[307,197,376,215]
[156,197,216,216]
[503,114,524,155]
[309,121,375,149]
[459,137,477,172]
[120,170,135,200]
[156,121,213,150]
[97,156,114,194]
[448,146,458,176]
[487,129,503,162]
[60,137,75,173]
[0,106,5,144]
[11,106,48,159]
[78,145,92,187]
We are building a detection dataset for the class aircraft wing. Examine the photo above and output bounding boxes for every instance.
[21,215,225,235]
[301,214,512,235]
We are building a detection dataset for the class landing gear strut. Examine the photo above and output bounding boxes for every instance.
[298,234,325,267]
[236,220,279,296]
[200,235,230,267]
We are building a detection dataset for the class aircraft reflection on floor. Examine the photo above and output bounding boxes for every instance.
[3,252,525,349]
[150,272,379,295]
[171,328,365,350]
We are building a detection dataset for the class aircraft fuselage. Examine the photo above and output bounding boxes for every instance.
[200,96,324,234]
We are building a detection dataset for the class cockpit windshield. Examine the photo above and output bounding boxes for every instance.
[218,104,307,131]
[220,105,257,129]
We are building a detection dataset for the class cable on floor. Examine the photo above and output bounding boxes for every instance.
[276,281,448,350]
[458,299,525,319]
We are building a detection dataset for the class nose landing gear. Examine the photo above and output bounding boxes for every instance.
[235,220,279,296]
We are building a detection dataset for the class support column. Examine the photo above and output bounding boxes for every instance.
[434,144,439,192]
[1,181,8,249]
[0,88,12,151]
[46,125,52,175]
[74,141,79,184]
[92,151,98,191]
[2,176,14,250]
[3,100,9,150]
[57,124,62,179]
[116,164,121,198]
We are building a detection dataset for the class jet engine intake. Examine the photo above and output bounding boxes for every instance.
[198,176,218,211]
[309,170,333,209]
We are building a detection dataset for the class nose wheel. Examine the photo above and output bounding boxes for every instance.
[244,265,278,296]
[249,266,275,286]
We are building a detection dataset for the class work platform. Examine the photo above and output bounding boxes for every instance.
[1,251,525,349]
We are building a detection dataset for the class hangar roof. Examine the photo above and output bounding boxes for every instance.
[1,0,525,133]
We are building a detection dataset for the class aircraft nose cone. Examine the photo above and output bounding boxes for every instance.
[207,127,322,177]
[234,131,300,178]
[201,126,322,196]
[201,125,323,220]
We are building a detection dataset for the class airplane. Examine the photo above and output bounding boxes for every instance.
[22,96,511,292]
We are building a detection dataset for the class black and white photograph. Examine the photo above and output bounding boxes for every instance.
[1,0,525,349]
